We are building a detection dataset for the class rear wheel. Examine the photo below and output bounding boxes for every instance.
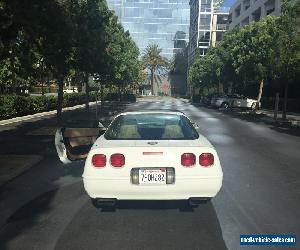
[221,102,229,109]
[251,102,257,110]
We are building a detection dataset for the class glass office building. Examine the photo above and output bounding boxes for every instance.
[107,0,190,59]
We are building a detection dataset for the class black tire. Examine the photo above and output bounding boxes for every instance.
[221,102,229,109]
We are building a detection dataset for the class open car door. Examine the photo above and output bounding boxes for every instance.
[55,119,107,164]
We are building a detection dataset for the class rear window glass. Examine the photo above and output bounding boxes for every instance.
[104,113,199,140]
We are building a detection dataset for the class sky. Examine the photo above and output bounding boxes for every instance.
[222,0,235,7]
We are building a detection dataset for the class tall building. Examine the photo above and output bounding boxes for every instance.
[228,0,281,29]
[188,0,213,63]
[211,10,229,47]
[107,0,190,59]
[188,0,229,65]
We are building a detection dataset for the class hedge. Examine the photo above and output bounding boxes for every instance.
[30,86,58,94]
[0,91,99,120]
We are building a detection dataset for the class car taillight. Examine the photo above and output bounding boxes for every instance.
[110,153,125,167]
[199,153,214,167]
[92,154,106,168]
[181,153,196,167]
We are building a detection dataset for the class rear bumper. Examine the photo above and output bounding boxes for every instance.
[83,176,223,200]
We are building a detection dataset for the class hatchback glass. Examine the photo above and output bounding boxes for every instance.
[104,113,199,140]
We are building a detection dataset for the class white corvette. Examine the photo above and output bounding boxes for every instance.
[55,111,223,207]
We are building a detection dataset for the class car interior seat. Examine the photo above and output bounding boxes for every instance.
[118,118,141,139]
[162,124,184,139]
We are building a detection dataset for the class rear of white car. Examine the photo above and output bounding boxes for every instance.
[83,144,222,200]
[231,96,260,110]
[82,112,223,202]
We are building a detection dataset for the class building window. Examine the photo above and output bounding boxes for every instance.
[216,14,229,31]
[199,14,211,29]
[200,0,212,12]
[198,31,210,47]
[265,0,275,15]
[252,7,261,21]
[216,31,224,42]
[199,48,208,56]
[228,13,232,24]
[243,0,250,10]
[235,5,241,17]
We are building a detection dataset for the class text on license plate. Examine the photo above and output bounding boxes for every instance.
[139,168,166,184]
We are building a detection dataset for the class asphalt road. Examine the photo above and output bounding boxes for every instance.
[0,97,299,250]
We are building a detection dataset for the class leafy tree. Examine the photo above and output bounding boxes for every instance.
[40,0,73,118]
[215,31,239,94]
[230,16,278,108]
[189,29,239,95]
[0,0,140,118]
[142,44,168,95]
[275,0,300,119]
[70,0,110,110]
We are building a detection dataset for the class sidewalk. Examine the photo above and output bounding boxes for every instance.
[257,109,300,126]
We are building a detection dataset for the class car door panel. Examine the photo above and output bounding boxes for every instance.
[55,127,106,163]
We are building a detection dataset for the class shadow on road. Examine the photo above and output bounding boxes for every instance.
[98,200,204,212]
[0,189,58,250]
[54,199,227,250]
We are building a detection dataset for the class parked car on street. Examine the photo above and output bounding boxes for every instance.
[63,87,78,93]
[210,94,232,109]
[55,111,223,208]
[230,95,260,110]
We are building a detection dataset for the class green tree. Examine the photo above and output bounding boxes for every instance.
[275,0,300,119]
[230,16,278,108]
[0,0,140,118]
[70,0,110,110]
[142,44,168,95]
[91,12,139,105]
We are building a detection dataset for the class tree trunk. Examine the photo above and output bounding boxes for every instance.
[228,82,233,95]
[282,80,289,120]
[100,82,104,113]
[151,68,154,96]
[118,85,122,102]
[256,79,264,110]
[218,79,223,94]
[56,76,64,119]
[84,73,89,111]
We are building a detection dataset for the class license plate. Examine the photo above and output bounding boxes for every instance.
[139,168,166,184]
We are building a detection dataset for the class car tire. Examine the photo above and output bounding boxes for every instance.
[251,102,257,110]
[221,102,229,109]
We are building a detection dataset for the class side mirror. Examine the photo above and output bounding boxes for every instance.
[98,121,105,128]
[99,128,107,136]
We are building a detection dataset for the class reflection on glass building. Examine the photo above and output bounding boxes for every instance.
[106,0,190,59]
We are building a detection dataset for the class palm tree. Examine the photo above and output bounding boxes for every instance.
[142,44,168,95]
